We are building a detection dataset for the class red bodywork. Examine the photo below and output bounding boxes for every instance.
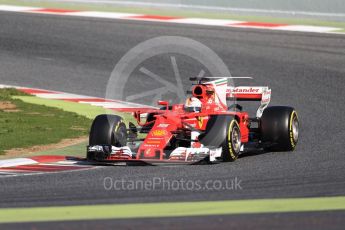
[108,81,266,161]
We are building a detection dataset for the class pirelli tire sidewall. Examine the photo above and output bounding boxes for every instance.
[198,115,229,147]
[261,106,299,151]
[222,119,241,162]
[89,114,127,147]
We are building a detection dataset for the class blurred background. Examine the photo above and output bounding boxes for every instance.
[42,0,345,21]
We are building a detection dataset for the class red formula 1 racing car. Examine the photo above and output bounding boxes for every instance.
[87,77,299,165]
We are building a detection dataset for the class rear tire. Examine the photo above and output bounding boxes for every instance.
[89,114,127,147]
[261,106,299,151]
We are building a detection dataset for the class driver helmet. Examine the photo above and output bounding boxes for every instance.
[184,97,202,112]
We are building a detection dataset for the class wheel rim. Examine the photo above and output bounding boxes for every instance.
[292,116,299,143]
[232,125,241,153]
[113,124,127,146]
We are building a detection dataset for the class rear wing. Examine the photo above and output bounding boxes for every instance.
[189,77,271,118]
[227,86,271,118]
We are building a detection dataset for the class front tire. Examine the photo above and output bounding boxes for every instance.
[222,119,241,162]
[89,114,127,147]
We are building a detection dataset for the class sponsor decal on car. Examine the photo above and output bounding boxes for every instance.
[233,87,260,93]
[146,140,162,145]
[152,129,168,137]
[157,123,169,128]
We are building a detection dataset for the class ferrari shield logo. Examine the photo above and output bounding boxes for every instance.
[197,116,205,128]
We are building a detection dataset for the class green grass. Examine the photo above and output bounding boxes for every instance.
[22,140,87,158]
[5,93,136,158]
[14,95,135,122]
[0,196,344,223]
[1,0,345,31]
[0,88,91,154]
[0,89,136,157]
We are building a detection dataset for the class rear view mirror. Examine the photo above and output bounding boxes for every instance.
[158,100,169,109]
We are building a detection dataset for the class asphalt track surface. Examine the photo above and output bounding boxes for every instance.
[2,211,345,230]
[0,11,345,229]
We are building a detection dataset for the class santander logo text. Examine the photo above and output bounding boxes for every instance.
[233,87,260,93]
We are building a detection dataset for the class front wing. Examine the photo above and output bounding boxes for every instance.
[87,145,216,165]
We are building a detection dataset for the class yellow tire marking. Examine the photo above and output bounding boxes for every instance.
[289,111,298,149]
[227,119,239,160]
